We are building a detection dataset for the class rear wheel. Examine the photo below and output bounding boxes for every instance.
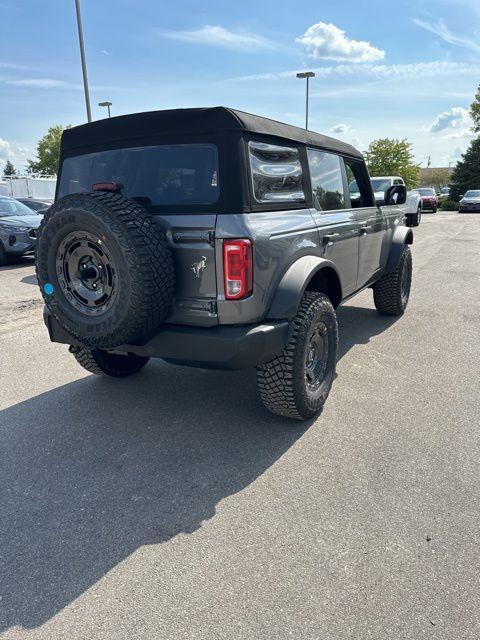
[373,245,412,316]
[71,346,149,377]
[257,292,338,421]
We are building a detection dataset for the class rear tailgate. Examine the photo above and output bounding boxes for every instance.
[153,214,218,327]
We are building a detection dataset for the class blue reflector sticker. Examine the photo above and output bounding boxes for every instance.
[44,283,54,295]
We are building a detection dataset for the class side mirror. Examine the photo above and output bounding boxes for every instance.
[384,184,407,206]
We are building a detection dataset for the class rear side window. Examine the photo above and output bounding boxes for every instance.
[249,141,305,204]
[58,144,220,207]
[307,149,346,211]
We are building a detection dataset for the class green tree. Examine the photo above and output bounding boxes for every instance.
[426,168,451,192]
[470,84,480,134]
[27,124,70,175]
[3,159,17,176]
[449,138,480,201]
[364,138,420,189]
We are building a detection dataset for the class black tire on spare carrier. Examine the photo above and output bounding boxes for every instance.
[36,191,175,349]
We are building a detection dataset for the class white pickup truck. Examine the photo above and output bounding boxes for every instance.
[349,175,422,227]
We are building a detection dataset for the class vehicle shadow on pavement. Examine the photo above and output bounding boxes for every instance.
[0,303,397,632]
[0,364,310,632]
[0,257,35,271]
[336,305,399,361]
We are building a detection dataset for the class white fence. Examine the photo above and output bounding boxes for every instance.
[0,176,57,201]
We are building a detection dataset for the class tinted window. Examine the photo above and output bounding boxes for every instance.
[346,160,374,208]
[307,149,345,211]
[0,197,33,216]
[371,178,392,192]
[415,188,436,196]
[58,144,220,207]
[249,141,305,204]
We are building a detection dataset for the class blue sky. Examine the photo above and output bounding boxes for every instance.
[0,0,478,170]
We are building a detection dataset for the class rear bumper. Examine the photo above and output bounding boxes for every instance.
[43,308,290,370]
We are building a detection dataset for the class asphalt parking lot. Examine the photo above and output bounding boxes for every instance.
[1,211,479,640]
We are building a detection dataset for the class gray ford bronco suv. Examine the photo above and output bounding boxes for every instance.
[36,107,413,420]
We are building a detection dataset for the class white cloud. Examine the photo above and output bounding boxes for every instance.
[0,138,13,160]
[0,61,32,70]
[411,17,480,52]
[0,138,32,170]
[296,22,384,63]
[5,78,74,88]
[160,25,275,51]
[229,60,477,83]
[425,107,471,132]
[101,49,111,56]
[330,123,351,133]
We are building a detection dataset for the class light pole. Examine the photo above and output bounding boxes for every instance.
[74,0,92,122]
[99,101,112,118]
[296,71,315,130]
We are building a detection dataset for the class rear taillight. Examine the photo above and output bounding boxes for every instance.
[223,239,253,300]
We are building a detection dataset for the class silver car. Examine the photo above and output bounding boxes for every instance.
[459,190,480,213]
[0,196,42,265]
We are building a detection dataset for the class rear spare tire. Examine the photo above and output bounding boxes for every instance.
[36,191,174,348]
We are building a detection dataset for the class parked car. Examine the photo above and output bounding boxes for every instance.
[350,176,422,226]
[459,190,480,213]
[437,187,450,205]
[413,187,437,213]
[0,196,42,265]
[36,107,413,421]
[16,198,52,215]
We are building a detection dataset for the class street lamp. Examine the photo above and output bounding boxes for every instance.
[99,101,112,118]
[296,71,315,130]
[74,0,92,123]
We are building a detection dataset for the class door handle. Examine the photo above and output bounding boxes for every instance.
[359,226,368,235]
[322,233,338,246]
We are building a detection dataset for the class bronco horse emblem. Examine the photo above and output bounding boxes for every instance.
[191,256,207,278]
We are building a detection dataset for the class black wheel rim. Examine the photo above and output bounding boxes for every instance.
[56,231,117,316]
[305,322,329,390]
[400,256,411,306]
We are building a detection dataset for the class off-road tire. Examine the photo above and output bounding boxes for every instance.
[72,346,149,377]
[0,242,8,266]
[36,191,174,348]
[373,245,412,316]
[257,292,338,421]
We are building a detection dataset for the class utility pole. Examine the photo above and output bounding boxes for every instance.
[74,0,92,122]
[296,71,315,130]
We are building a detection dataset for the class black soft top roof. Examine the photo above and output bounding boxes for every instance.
[61,106,363,159]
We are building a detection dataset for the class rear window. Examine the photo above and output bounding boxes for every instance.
[58,144,220,207]
[249,141,305,204]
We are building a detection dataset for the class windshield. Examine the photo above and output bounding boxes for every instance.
[371,178,392,192]
[464,190,480,197]
[415,188,436,196]
[441,188,449,195]
[58,144,220,207]
[0,197,34,217]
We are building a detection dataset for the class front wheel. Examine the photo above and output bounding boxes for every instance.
[71,346,150,377]
[373,245,412,316]
[257,292,338,421]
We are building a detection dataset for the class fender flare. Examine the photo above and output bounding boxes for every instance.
[266,256,342,320]
[385,226,413,274]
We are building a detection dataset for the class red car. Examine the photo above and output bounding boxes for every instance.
[414,187,437,213]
